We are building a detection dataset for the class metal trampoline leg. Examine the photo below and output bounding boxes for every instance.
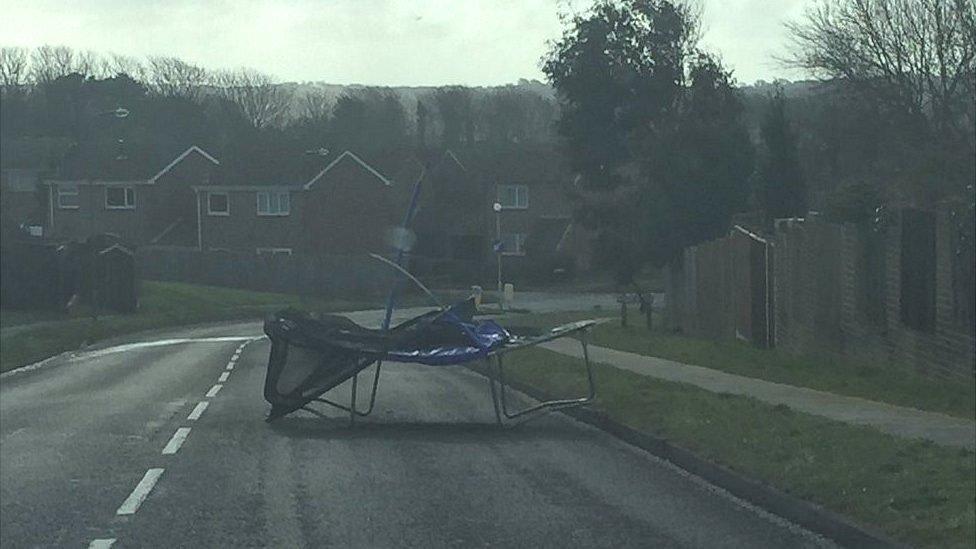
[313,361,383,421]
[349,373,358,426]
[492,330,597,421]
[487,358,503,426]
[581,332,596,401]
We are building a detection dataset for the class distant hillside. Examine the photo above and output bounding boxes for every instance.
[276,78,556,120]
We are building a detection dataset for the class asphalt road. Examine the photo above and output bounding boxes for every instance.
[0,309,833,548]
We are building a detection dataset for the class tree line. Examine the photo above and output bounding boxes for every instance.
[0,44,560,172]
[543,0,974,285]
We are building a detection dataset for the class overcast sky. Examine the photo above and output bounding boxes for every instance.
[0,0,811,86]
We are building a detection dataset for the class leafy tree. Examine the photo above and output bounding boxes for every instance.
[757,89,806,224]
[641,53,754,266]
[432,86,475,147]
[330,89,406,153]
[543,0,753,282]
[416,100,429,150]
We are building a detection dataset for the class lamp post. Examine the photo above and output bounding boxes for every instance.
[493,201,503,303]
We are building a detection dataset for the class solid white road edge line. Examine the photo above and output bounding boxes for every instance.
[187,401,209,421]
[81,337,253,359]
[162,428,192,455]
[206,384,222,398]
[218,372,230,383]
[88,538,116,549]
[116,468,164,515]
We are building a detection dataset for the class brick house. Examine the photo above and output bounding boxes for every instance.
[407,145,591,281]
[35,140,590,284]
[45,145,220,247]
[1,169,47,244]
[0,137,73,245]
[193,150,396,256]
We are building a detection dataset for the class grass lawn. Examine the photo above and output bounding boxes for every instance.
[500,311,976,419]
[0,280,394,373]
[485,347,975,548]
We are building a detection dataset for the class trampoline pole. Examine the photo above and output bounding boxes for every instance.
[381,166,427,332]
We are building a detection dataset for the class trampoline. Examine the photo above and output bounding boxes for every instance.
[261,163,597,425]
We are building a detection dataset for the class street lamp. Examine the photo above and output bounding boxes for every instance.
[493,201,503,301]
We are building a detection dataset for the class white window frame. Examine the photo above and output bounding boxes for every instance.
[256,191,290,216]
[105,186,136,210]
[497,184,529,210]
[256,247,292,257]
[57,185,80,209]
[207,192,230,216]
[500,233,527,256]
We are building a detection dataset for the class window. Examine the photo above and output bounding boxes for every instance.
[57,185,80,209]
[256,247,292,257]
[497,184,529,209]
[500,233,527,256]
[257,191,290,216]
[105,186,135,209]
[207,192,229,216]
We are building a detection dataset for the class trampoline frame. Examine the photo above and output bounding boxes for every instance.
[299,320,597,426]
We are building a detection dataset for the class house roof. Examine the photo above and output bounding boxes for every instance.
[54,141,217,183]
[453,144,570,185]
[149,145,219,182]
[526,216,573,254]
[0,137,73,172]
[304,150,392,189]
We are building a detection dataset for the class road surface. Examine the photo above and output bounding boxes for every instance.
[1,309,832,548]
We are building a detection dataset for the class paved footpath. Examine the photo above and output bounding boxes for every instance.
[540,338,976,450]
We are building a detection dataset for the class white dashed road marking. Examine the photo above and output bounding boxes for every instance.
[82,339,257,546]
[116,468,164,515]
[161,428,192,455]
[187,401,209,421]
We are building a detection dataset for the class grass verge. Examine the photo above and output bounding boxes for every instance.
[500,311,976,419]
[0,280,388,373]
[486,347,975,548]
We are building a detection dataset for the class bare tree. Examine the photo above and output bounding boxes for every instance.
[74,50,103,78]
[104,53,147,80]
[301,89,332,122]
[30,45,77,84]
[214,68,292,128]
[0,46,29,90]
[787,0,976,136]
[146,55,209,100]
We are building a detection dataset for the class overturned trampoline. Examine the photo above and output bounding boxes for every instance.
[261,164,597,426]
[263,298,596,425]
